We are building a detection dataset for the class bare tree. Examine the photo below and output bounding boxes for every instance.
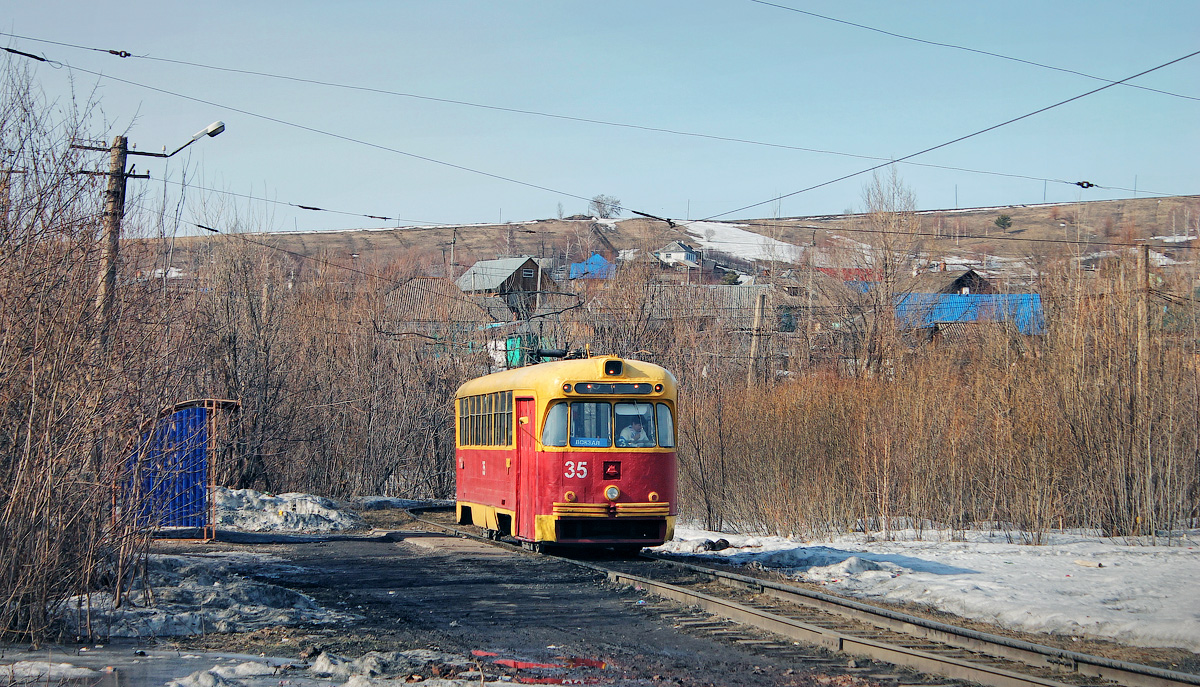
[823,167,922,376]
[588,194,622,219]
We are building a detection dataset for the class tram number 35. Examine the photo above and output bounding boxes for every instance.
[564,460,588,478]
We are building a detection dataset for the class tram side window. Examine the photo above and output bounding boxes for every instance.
[615,401,656,447]
[501,391,513,445]
[458,391,514,447]
[570,402,611,448]
[656,403,675,448]
[542,402,568,447]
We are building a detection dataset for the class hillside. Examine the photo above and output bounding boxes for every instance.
[157,195,1200,277]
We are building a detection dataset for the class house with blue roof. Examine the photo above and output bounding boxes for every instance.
[894,292,1046,337]
[569,252,615,280]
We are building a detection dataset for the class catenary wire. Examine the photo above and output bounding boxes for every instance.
[44,43,1193,259]
[0,31,1173,198]
[55,61,620,215]
[701,48,1200,222]
[745,0,1200,103]
[128,198,586,318]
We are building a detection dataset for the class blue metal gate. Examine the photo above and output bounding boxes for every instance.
[126,399,239,533]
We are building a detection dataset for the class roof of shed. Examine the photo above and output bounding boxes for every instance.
[910,269,994,294]
[455,257,553,292]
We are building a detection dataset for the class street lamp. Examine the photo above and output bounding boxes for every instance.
[130,121,226,159]
[78,121,227,349]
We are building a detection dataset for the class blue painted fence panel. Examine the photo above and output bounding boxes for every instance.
[128,405,210,528]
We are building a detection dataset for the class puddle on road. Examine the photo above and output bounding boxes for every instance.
[0,646,295,687]
[5,644,612,686]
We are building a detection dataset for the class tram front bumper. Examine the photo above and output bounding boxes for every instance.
[536,503,675,544]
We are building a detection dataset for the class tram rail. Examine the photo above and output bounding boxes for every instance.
[406,508,1199,687]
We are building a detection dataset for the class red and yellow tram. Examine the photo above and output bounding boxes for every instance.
[454,356,678,551]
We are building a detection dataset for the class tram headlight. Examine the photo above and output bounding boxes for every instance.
[648,491,659,502]
[604,485,620,501]
[564,491,577,503]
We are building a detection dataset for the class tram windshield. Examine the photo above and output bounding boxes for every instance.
[541,400,674,448]
[615,402,655,447]
[570,402,611,447]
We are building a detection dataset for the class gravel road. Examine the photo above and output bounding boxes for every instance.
[155,520,868,686]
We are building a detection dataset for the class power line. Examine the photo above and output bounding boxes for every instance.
[745,0,1200,103]
[9,38,1194,257]
[702,48,1200,222]
[729,218,1199,250]
[53,60,613,213]
[0,31,1170,198]
[154,176,450,227]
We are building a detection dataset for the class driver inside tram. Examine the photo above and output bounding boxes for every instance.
[618,416,653,447]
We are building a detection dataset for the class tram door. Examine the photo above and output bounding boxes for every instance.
[514,397,538,540]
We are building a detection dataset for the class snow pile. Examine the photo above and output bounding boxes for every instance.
[682,220,800,263]
[307,650,471,680]
[60,553,355,638]
[167,660,283,687]
[215,487,365,532]
[657,527,1200,652]
[0,661,100,682]
[166,651,478,687]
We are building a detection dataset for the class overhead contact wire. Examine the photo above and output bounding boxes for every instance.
[745,0,1200,103]
[0,31,1171,196]
[702,48,1200,222]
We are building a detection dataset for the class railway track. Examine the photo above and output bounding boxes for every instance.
[408,509,1200,687]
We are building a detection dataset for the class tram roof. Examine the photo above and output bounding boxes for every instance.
[455,356,677,400]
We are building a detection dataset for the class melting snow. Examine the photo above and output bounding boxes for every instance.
[59,553,357,639]
[655,527,1200,652]
[215,487,365,532]
[680,220,800,263]
[0,661,100,681]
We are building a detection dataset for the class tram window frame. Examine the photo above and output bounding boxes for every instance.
[542,402,568,447]
[615,401,656,447]
[656,402,675,448]
[569,401,612,448]
[457,391,515,447]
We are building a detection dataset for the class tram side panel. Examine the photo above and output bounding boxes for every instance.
[455,444,517,535]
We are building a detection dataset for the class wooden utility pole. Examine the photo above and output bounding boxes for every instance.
[96,136,128,351]
[0,169,10,232]
[747,291,767,387]
[1136,243,1151,536]
[1136,244,1149,410]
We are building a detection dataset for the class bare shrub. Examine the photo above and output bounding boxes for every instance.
[0,61,199,641]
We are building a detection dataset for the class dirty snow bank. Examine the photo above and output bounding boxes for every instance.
[215,487,365,532]
[60,553,356,639]
[163,650,549,687]
[0,661,101,682]
[3,648,609,687]
[655,527,1200,652]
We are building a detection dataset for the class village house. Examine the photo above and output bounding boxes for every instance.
[455,256,557,319]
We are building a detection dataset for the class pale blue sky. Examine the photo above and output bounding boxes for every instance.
[4,2,1198,232]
